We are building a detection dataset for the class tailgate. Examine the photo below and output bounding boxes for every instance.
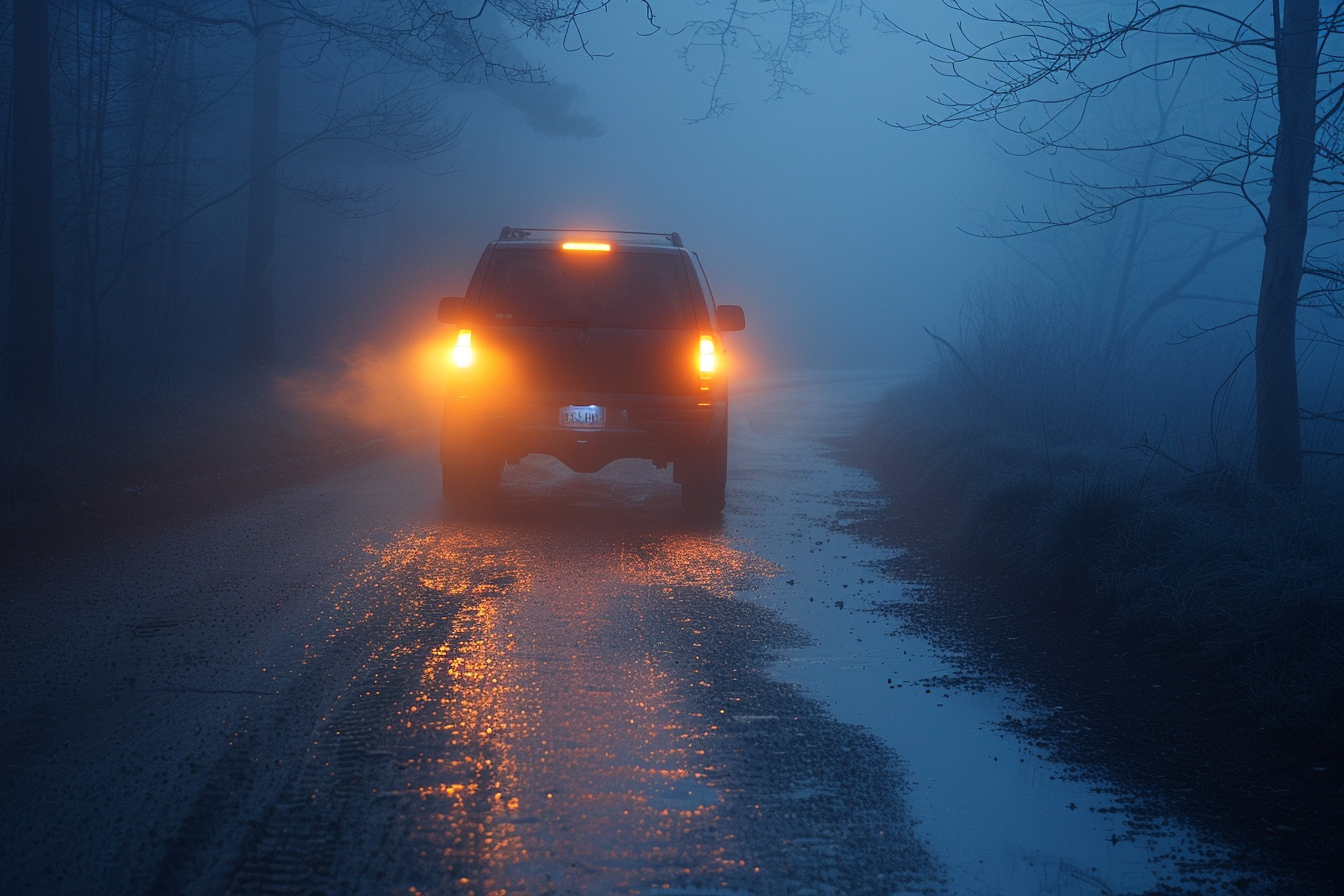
[480,325,699,396]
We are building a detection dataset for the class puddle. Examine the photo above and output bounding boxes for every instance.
[725,373,1253,895]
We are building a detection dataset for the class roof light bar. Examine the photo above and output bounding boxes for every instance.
[499,227,683,248]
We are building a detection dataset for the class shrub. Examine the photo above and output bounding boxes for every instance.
[857,283,1344,748]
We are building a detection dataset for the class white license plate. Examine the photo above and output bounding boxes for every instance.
[559,405,605,429]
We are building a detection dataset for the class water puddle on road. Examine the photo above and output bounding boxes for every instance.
[365,493,942,895]
[726,374,1261,896]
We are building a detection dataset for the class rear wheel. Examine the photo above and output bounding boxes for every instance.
[677,423,728,515]
[442,451,501,510]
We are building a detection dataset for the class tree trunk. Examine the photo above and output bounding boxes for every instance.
[1254,0,1319,489]
[239,1,282,369]
[7,0,57,413]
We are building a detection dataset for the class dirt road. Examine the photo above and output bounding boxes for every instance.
[0,375,1274,895]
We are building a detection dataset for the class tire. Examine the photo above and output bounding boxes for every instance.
[678,423,728,515]
[442,452,501,510]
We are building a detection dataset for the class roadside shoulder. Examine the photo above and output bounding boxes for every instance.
[838,446,1344,894]
[1,389,404,571]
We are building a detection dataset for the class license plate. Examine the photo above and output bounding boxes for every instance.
[559,405,605,429]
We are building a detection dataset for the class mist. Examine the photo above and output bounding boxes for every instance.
[7,6,1344,887]
[4,1,1343,487]
[270,5,1011,381]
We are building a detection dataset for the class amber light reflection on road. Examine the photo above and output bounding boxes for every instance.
[384,523,779,894]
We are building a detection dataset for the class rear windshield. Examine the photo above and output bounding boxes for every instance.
[479,247,692,329]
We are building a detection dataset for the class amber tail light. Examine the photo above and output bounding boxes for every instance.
[698,335,717,377]
[697,335,720,405]
[450,329,475,368]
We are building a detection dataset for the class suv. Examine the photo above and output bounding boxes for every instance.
[438,227,746,513]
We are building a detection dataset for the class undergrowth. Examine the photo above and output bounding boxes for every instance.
[0,376,403,534]
[857,288,1344,751]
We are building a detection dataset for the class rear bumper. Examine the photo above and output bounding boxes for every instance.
[442,392,726,473]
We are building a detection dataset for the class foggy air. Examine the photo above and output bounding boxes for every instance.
[4,2,1344,895]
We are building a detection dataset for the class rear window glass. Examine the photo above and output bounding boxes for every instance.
[479,248,691,329]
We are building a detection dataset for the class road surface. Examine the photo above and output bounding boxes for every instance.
[1,374,1264,895]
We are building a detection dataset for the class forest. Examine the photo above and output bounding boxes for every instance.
[5,6,1344,889]
[0,1,632,505]
[5,1,1344,536]
[852,0,1344,748]
[2,2,545,407]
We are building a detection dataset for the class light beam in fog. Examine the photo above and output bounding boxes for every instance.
[274,336,457,442]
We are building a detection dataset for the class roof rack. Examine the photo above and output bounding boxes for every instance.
[498,227,683,248]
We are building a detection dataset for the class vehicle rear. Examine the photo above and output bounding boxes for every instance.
[439,229,742,512]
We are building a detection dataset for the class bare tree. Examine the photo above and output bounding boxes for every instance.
[6,0,56,414]
[1257,0,1318,486]
[2,0,853,402]
[174,0,585,370]
[239,0,282,369]
[883,0,1339,488]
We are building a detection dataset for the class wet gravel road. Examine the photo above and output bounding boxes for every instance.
[1,375,1278,895]
[1,376,937,895]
